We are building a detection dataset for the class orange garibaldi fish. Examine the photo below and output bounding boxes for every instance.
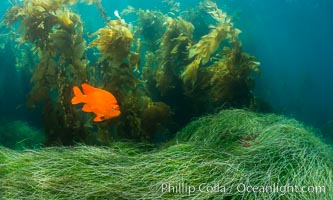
[71,83,121,122]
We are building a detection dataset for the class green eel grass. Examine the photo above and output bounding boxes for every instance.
[0,109,332,199]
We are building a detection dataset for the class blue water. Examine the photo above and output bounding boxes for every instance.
[0,0,333,145]
[236,0,333,126]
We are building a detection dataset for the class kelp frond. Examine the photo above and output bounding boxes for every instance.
[181,0,241,87]
[90,18,133,66]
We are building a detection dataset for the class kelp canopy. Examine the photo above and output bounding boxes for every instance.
[3,0,260,145]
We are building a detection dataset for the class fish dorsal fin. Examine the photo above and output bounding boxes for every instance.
[71,86,85,104]
[81,83,96,94]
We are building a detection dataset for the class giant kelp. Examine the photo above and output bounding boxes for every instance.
[155,17,194,96]
[89,11,172,142]
[4,0,91,145]
[206,46,260,105]
[122,7,166,51]
[4,0,260,145]
[90,17,133,66]
[182,0,243,89]
[122,7,194,96]
[136,0,259,123]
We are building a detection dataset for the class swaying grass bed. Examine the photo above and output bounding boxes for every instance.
[0,109,332,199]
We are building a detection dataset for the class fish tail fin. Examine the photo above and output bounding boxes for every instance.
[71,86,85,104]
